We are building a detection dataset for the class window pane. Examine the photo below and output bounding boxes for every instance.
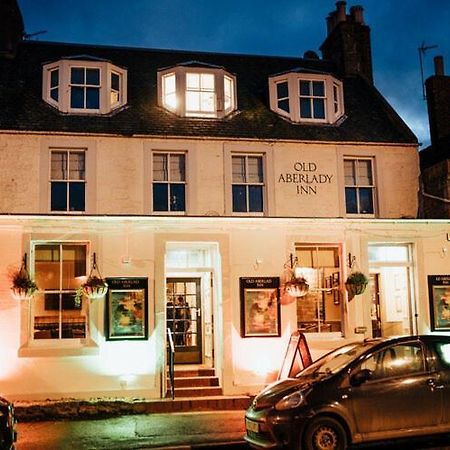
[249,185,263,212]
[368,245,409,263]
[164,73,176,93]
[358,160,373,185]
[86,68,100,86]
[44,293,60,310]
[34,304,60,340]
[313,98,325,119]
[345,187,358,214]
[69,183,85,211]
[71,86,84,108]
[153,183,168,211]
[186,73,199,89]
[51,152,67,180]
[278,98,290,113]
[359,188,374,214]
[153,154,168,182]
[232,185,247,212]
[62,309,86,339]
[51,182,67,211]
[201,73,214,90]
[50,87,59,102]
[200,92,215,111]
[248,156,263,183]
[86,87,100,109]
[277,82,288,99]
[170,154,185,182]
[170,184,185,211]
[69,152,85,180]
[224,76,233,110]
[111,72,120,91]
[300,98,311,118]
[232,156,246,183]
[50,69,59,88]
[344,160,356,185]
[35,244,60,290]
[313,81,325,97]
[300,80,310,96]
[71,68,84,84]
[186,91,200,111]
[62,245,86,289]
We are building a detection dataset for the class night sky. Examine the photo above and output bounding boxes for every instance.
[18,0,450,149]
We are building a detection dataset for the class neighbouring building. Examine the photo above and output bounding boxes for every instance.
[0,1,449,402]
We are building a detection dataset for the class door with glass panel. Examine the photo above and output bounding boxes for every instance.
[166,278,202,364]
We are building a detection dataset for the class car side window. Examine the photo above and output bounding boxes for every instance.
[434,343,450,369]
[359,343,424,380]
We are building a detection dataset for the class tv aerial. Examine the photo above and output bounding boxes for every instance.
[418,41,438,100]
[23,30,47,40]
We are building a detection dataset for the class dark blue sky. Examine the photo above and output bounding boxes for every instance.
[18,0,450,148]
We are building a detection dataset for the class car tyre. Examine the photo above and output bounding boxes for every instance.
[302,416,347,450]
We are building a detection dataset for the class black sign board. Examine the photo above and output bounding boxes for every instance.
[278,330,313,379]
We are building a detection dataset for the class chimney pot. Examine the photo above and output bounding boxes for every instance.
[434,56,445,76]
[350,5,365,24]
[336,1,347,23]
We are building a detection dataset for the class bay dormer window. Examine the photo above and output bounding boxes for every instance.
[269,71,344,124]
[158,62,237,119]
[42,56,127,115]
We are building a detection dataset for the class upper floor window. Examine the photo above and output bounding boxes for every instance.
[33,242,88,340]
[50,149,85,212]
[232,154,264,214]
[344,158,375,215]
[158,62,237,118]
[42,57,127,114]
[269,71,344,124]
[152,152,186,213]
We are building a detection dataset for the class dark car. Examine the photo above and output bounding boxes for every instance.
[0,396,16,450]
[245,335,450,450]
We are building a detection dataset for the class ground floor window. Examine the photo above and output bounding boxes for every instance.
[295,245,342,333]
[33,242,88,340]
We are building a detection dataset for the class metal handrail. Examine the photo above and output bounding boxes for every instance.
[167,328,175,400]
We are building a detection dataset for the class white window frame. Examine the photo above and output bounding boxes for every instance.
[269,72,344,124]
[157,65,237,118]
[42,59,127,114]
[344,157,376,217]
[231,153,265,215]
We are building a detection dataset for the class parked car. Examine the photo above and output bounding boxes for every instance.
[0,396,16,450]
[245,335,450,450]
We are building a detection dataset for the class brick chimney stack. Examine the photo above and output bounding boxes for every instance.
[0,0,24,59]
[425,56,450,147]
[320,1,373,84]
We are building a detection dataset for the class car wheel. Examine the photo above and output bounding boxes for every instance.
[302,416,348,450]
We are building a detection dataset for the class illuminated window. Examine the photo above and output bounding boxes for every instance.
[33,243,88,340]
[50,150,86,212]
[152,152,186,212]
[344,158,375,215]
[232,154,264,213]
[158,63,236,118]
[43,58,127,114]
[269,72,344,124]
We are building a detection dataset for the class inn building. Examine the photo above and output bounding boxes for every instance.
[0,0,449,402]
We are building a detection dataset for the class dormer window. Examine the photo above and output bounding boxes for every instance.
[42,56,127,115]
[269,71,344,124]
[158,62,237,119]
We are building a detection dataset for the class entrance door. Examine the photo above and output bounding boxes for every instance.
[369,274,382,338]
[166,277,202,364]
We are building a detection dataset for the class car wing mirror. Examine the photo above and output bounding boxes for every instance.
[350,368,372,387]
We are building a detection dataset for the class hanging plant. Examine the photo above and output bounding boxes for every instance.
[10,254,38,301]
[75,253,108,305]
[281,253,309,302]
[345,271,369,299]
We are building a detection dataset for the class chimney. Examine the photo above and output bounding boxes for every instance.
[425,56,450,146]
[319,2,373,84]
[0,0,24,59]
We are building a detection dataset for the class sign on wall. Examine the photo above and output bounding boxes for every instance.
[240,277,280,338]
[105,277,148,340]
[428,275,450,331]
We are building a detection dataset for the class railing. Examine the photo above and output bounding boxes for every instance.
[167,328,175,400]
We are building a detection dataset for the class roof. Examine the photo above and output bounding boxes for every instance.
[0,40,418,144]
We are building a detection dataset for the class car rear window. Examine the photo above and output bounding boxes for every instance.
[434,343,450,368]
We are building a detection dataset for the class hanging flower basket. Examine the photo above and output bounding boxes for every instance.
[10,257,38,301]
[345,271,369,300]
[284,277,309,298]
[75,253,108,304]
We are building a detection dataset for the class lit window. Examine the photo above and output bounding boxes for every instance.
[33,243,88,340]
[344,158,375,215]
[269,72,344,124]
[158,64,236,118]
[50,150,86,212]
[43,58,127,114]
[153,152,186,212]
[232,155,264,213]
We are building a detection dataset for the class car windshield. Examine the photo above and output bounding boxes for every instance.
[298,342,374,377]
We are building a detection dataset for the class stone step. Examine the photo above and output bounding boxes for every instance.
[174,376,219,388]
[172,386,223,397]
[173,368,215,378]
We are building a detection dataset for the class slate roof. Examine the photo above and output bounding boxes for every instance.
[0,40,417,144]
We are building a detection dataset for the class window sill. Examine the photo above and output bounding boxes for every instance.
[18,339,99,358]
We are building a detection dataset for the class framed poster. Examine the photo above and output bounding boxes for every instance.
[240,277,280,338]
[106,277,148,340]
[428,275,450,331]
